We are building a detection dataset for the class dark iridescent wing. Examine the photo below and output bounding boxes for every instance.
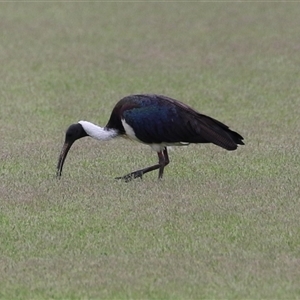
[117,94,244,150]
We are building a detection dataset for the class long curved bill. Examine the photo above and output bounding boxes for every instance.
[56,142,73,178]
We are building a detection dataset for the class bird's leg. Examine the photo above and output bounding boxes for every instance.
[115,149,169,182]
[158,148,169,179]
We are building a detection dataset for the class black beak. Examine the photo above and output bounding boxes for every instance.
[56,141,73,178]
[56,123,88,178]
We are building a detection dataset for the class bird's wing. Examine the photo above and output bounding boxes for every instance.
[120,94,243,150]
[154,94,244,150]
[121,101,202,144]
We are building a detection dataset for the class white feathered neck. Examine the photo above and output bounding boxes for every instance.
[79,121,118,141]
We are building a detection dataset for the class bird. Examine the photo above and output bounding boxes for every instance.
[57,94,244,181]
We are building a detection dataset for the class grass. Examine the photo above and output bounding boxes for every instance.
[1,2,300,299]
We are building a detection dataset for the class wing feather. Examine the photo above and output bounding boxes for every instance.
[120,94,244,150]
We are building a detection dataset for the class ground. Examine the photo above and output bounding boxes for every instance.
[0,2,300,299]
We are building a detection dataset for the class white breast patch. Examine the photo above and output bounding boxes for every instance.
[121,119,141,142]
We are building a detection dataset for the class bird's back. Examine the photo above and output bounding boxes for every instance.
[106,94,244,150]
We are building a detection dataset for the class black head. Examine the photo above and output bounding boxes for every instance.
[56,123,88,177]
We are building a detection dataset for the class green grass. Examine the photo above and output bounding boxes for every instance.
[1,2,300,299]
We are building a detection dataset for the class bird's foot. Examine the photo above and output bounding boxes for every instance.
[115,170,143,182]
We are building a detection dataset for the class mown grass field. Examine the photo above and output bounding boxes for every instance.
[1,2,300,299]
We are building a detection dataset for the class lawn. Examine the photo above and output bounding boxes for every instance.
[1,2,300,299]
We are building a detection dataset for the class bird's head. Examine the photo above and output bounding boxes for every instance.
[56,122,88,178]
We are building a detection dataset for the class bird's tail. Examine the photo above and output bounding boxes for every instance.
[194,115,244,150]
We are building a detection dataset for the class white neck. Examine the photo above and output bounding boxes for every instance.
[78,121,118,141]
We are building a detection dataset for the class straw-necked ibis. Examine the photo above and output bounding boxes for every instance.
[57,94,244,181]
